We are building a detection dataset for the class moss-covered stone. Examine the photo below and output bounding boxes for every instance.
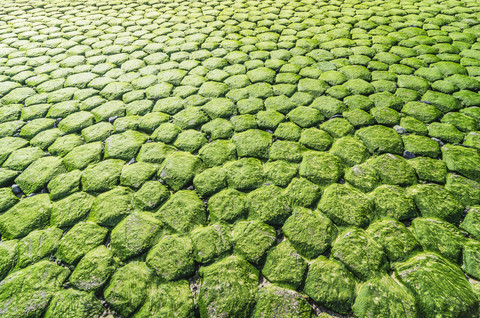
[0,240,17,280]
[48,134,84,157]
[190,224,232,264]
[15,227,62,269]
[329,136,370,167]
[369,185,418,220]
[146,234,194,280]
[303,256,357,314]
[208,188,249,223]
[410,156,448,184]
[156,190,206,234]
[0,194,51,240]
[299,151,343,186]
[283,177,321,208]
[332,227,388,280]
[50,191,93,228]
[355,125,403,154]
[81,159,124,193]
[81,122,114,143]
[461,207,480,240]
[202,98,237,119]
[442,144,480,182]
[136,142,176,165]
[247,185,292,225]
[445,173,480,206]
[298,128,333,151]
[462,240,480,280]
[69,245,117,293]
[133,181,170,211]
[233,220,276,264]
[223,157,264,190]
[104,262,153,317]
[120,162,156,189]
[158,152,204,191]
[104,130,148,160]
[401,101,442,123]
[369,154,417,186]
[89,186,133,227]
[395,253,478,318]
[345,162,381,193]
[352,275,418,318]
[254,285,312,318]
[199,256,259,318]
[44,289,103,318]
[174,129,208,153]
[421,90,462,113]
[2,146,45,171]
[15,156,66,195]
[407,184,464,223]
[0,188,18,213]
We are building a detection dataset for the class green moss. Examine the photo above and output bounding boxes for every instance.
[329,136,370,167]
[198,140,237,168]
[104,130,148,160]
[254,285,312,318]
[158,152,204,191]
[402,134,441,158]
[190,224,232,264]
[233,220,276,264]
[299,151,343,186]
[345,162,381,192]
[461,207,480,240]
[173,107,209,130]
[81,122,114,143]
[0,240,17,280]
[50,192,94,228]
[0,188,18,213]
[462,240,480,280]
[356,125,404,154]
[442,144,480,182]
[370,107,401,126]
[81,159,124,193]
[193,166,227,197]
[223,157,264,190]
[401,101,442,123]
[44,289,103,318]
[202,98,237,119]
[408,156,447,183]
[48,134,84,157]
[19,118,55,139]
[399,116,428,135]
[15,227,63,269]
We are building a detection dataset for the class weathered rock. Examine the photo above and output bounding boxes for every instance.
[44,289,104,318]
[254,285,313,318]
[15,227,63,269]
[208,188,249,223]
[15,156,66,195]
[158,152,204,191]
[233,220,276,264]
[190,224,232,264]
[299,151,343,186]
[89,187,134,227]
[247,185,292,225]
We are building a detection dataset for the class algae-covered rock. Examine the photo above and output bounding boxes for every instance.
[193,166,227,197]
[262,240,308,289]
[134,280,195,318]
[461,207,480,240]
[0,239,17,280]
[15,156,66,195]
[254,285,312,318]
[408,157,447,184]
[55,222,108,264]
[0,194,51,240]
[355,125,404,154]
[111,211,164,261]
[462,239,480,280]
[50,192,93,228]
[283,177,321,207]
[69,245,117,293]
[156,190,206,233]
[208,188,249,223]
[352,275,418,318]
[442,144,480,182]
[133,181,170,211]
[407,184,464,223]
[146,234,195,281]
[318,183,374,228]
[299,127,333,151]
[120,162,157,189]
[264,160,298,187]
[299,151,343,186]
[16,227,63,269]
[0,261,70,318]
[44,289,104,318]
[190,224,232,264]
[395,253,479,318]
[369,153,417,186]
[329,136,370,166]
[233,220,276,264]
[421,90,462,113]
[223,157,264,190]
[345,162,381,193]
[198,140,237,168]
[232,129,272,159]
[247,185,292,225]
[411,217,465,263]
[402,134,440,158]
[367,219,421,262]
[89,187,133,227]
[81,159,125,193]
[2,146,45,171]
[62,142,103,171]
[428,122,464,144]
[104,130,148,160]
[303,256,357,314]
[198,255,259,318]
[0,187,18,212]
[282,207,337,259]
[158,152,204,191]
[445,173,480,206]
[104,262,153,317]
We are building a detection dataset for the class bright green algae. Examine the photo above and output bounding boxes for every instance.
[1,0,480,316]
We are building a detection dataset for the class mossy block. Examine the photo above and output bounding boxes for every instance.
[269,141,305,163]
[44,289,104,318]
[343,78,375,95]
[461,107,480,123]
[332,227,388,281]
[318,183,374,228]
[172,107,209,130]
[319,70,348,86]
[198,81,229,98]
[193,166,227,197]
[367,219,421,262]
[396,253,479,317]
[326,85,351,99]
[104,262,153,317]
[274,122,302,141]
[428,122,464,143]
[198,140,237,168]
[158,152,204,191]
[344,95,374,112]
[401,101,442,123]
[408,157,447,184]
[157,190,206,233]
[173,130,207,153]
[407,184,464,223]
[369,92,404,111]
[201,118,234,140]
[442,112,478,132]
[453,90,480,107]
[81,122,113,143]
[232,129,272,159]
[445,173,480,206]
[0,104,21,122]
[0,188,18,213]
[146,234,194,280]
[321,118,355,139]
[402,134,441,158]
[299,151,343,187]
[47,169,81,200]
[48,134,84,158]
[412,217,465,263]
[298,127,333,151]
[91,100,125,122]
[233,220,276,264]
[442,144,480,182]
[287,106,324,128]
[1,87,36,105]
[134,181,170,211]
[208,188,248,224]
[198,256,259,318]
[330,136,370,167]
[153,97,184,115]
[283,176,321,207]
[55,221,108,264]
[395,88,420,102]
[15,227,63,269]
[343,109,375,128]
[19,118,55,139]
[310,96,347,118]
[421,90,462,113]
[89,187,133,228]
[461,207,480,240]
[0,260,69,318]
[202,98,237,119]
[355,125,404,155]
[445,74,480,91]
[263,160,298,187]
[248,185,292,225]
[2,146,44,171]
[432,80,460,94]
[57,111,95,135]
[111,211,163,261]
[291,91,315,106]
[190,224,232,264]
[0,240,17,280]
[433,61,468,76]
[339,65,372,81]
[397,75,430,95]
[352,275,418,318]
[81,159,124,193]
[51,192,93,228]
[264,95,296,114]
[464,132,480,150]
[345,162,381,193]
[120,162,157,189]
[63,142,103,172]
[237,98,264,115]
[151,123,181,144]
[370,107,400,126]
[297,78,329,97]
[370,184,417,220]
[272,84,297,96]
[100,81,133,100]
[15,156,66,195]
[254,285,312,318]
[104,130,148,161]
[399,116,428,135]
[247,67,276,84]
[46,100,78,119]
[125,100,153,116]
[303,256,356,314]
[256,110,285,130]
[80,95,106,111]
[372,79,397,93]
[462,240,480,280]
[370,154,417,186]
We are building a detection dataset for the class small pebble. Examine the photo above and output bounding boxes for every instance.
[108,116,118,123]
[394,125,407,134]
[403,151,416,159]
